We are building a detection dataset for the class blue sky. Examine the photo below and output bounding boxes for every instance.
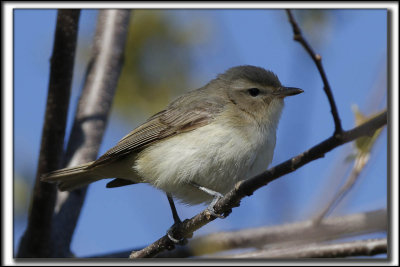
[13,9,387,257]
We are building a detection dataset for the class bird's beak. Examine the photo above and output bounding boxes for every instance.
[274,86,304,97]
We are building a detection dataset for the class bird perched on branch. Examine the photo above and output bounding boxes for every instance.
[41,65,303,241]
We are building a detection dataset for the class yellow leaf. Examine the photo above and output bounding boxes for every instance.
[351,105,384,155]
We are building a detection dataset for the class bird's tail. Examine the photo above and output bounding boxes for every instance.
[40,162,102,191]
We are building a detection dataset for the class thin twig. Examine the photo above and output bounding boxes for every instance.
[17,10,81,258]
[313,153,370,224]
[91,209,386,258]
[50,10,131,257]
[314,99,386,223]
[286,9,343,135]
[130,110,387,258]
[225,238,387,258]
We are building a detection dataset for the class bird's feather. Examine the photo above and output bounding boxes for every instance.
[89,93,225,168]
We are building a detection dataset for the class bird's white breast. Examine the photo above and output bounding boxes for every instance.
[134,114,278,205]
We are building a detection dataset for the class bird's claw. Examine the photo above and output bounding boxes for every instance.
[206,192,228,219]
[166,223,188,245]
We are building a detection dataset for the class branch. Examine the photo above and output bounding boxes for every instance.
[91,209,386,258]
[225,238,387,258]
[178,209,387,257]
[130,110,387,258]
[314,109,385,223]
[50,10,131,257]
[286,9,343,135]
[17,10,81,258]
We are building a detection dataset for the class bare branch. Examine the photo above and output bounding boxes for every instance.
[130,110,387,258]
[286,9,343,135]
[226,238,387,258]
[92,209,386,258]
[186,209,387,257]
[50,10,131,257]
[17,10,81,258]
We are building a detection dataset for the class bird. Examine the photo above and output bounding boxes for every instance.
[41,65,303,237]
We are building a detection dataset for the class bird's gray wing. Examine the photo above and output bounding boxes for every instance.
[88,96,224,169]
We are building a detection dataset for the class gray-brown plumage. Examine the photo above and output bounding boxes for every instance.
[41,65,302,204]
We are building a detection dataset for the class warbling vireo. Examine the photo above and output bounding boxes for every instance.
[41,65,303,223]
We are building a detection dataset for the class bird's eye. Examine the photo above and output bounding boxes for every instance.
[247,88,260,97]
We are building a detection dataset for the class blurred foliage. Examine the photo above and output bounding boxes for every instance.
[352,105,384,155]
[114,10,209,119]
[345,106,385,162]
[14,173,30,217]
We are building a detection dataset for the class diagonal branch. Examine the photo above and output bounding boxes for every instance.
[286,9,343,135]
[17,10,81,258]
[50,10,131,257]
[130,110,387,258]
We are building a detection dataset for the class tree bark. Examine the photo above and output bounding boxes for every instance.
[51,9,131,257]
[17,9,81,258]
